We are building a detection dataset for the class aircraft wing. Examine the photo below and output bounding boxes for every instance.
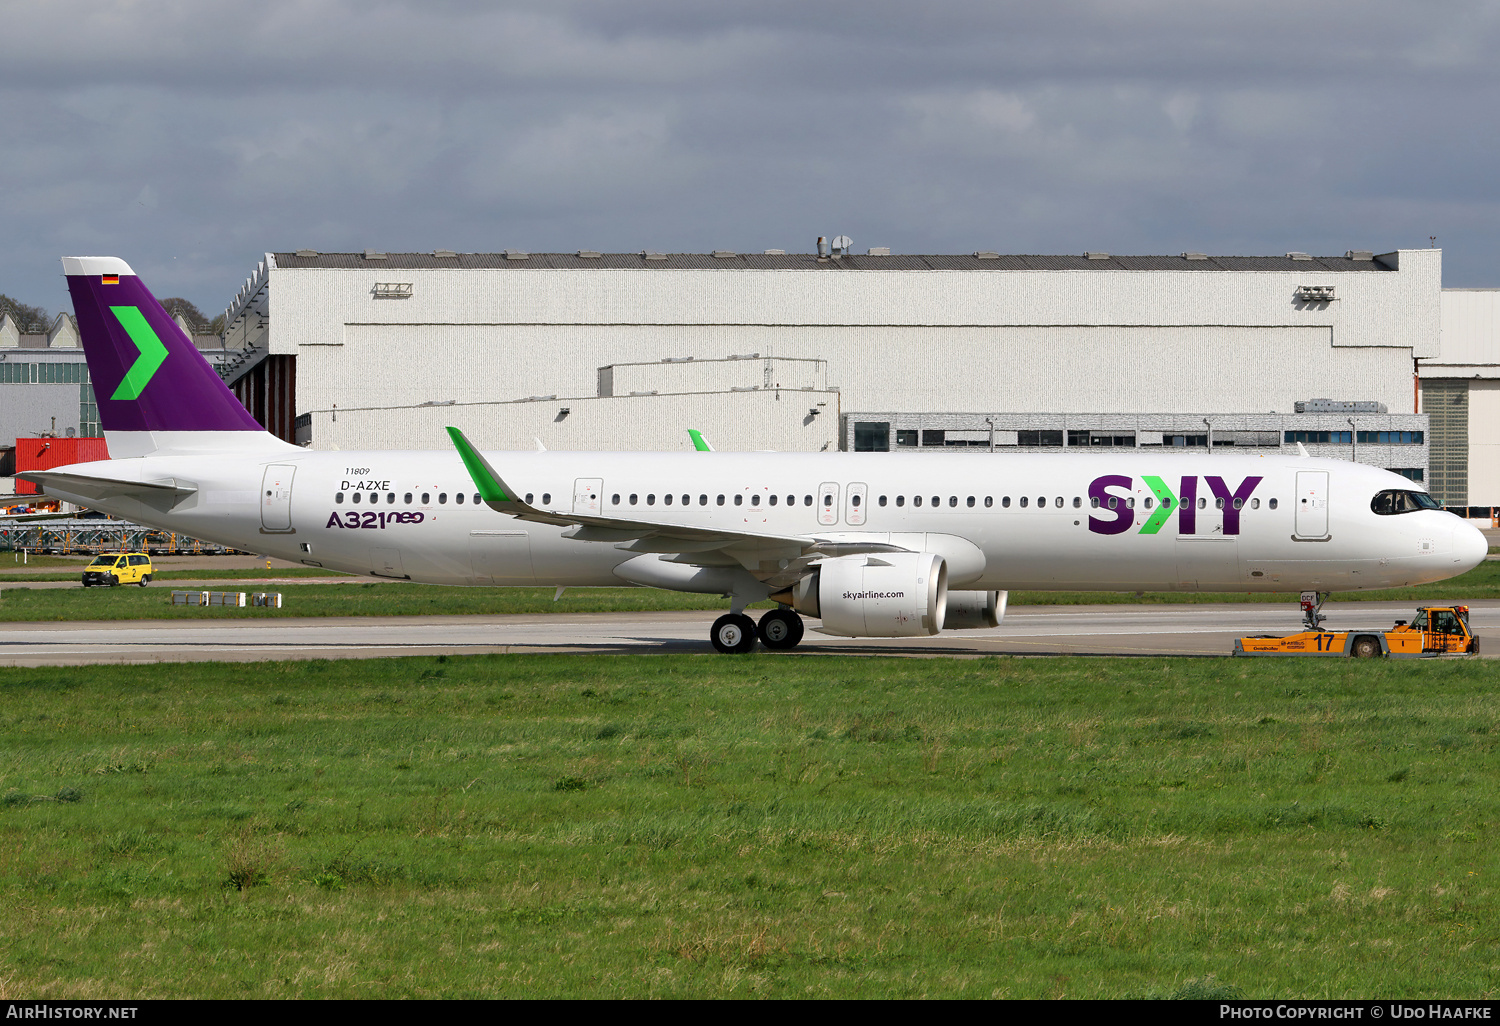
[447,427,906,584]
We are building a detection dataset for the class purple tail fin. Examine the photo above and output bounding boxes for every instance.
[63,256,266,437]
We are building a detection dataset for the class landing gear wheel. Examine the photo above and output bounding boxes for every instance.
[1350,636,1381,659]
[757,608,804,650]
[710,613,758,653]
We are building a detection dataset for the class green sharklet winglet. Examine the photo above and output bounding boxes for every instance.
[108,306,169,400]
[688,429,713,452]
[1139,475,1178,534]
[446,426,511,503]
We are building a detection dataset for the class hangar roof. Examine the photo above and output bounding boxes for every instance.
[271,251,1394,272]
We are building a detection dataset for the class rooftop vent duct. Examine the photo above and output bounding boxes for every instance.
[295,249,318,258]
[504,249,529,260]
[763,248,786,255]
[1286,252,1313,260]
[1346,250,1374,261]
[712,250,736,259]
[1183,252,1209,260]
[1084,251,1110,260]
[577,250,602,259]
[433,250,458,259]
[974,251,999,259]
[867,247,891,256]
[363,250,386,260]
[643,250,667,261]
[817,237,831,258]
[1294,398,1387,414]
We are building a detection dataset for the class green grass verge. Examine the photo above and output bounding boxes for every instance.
[1,562,1497,623]
[0,583,766,621]
[1,654,1496,998]
[0,567,352,584]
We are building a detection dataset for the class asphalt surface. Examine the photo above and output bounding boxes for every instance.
[1,601,1494,666]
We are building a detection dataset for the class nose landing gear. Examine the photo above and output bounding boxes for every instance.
[1300,590,1328,631]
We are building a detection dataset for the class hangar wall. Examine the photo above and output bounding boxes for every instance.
[296,323,1411,417]
[217,249,1443,485]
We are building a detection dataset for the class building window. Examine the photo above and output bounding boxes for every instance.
[1017,431,1063,446]
[921,429,946,447]
[896,430,918,447]
[854,422,890,452]
[1284,431,1352,444]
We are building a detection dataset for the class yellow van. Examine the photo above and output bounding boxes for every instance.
[82,553,154,587]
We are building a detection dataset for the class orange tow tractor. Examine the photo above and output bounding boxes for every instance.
[1235,595,1479,658]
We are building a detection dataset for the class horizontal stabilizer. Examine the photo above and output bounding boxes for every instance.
[18,469,197,506]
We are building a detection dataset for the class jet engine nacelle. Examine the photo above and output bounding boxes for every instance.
[775,552,948,637]
[944,590,1007,630]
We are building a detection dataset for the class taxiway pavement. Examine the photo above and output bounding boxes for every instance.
[1,601,1494,666]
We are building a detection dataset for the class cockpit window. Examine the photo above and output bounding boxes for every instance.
[1370,490,1442,515]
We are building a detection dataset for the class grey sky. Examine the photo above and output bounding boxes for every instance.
[3,0,1499,315]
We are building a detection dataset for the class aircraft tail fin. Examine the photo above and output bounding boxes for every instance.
[63,256,288,458]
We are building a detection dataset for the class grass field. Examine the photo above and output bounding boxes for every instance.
[1,562,1497,623]
[1,653,1496,998]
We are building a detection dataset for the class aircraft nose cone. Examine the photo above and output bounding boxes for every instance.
[1453,520,1489,574]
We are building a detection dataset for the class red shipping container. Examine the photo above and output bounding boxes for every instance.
[14,437,111,495]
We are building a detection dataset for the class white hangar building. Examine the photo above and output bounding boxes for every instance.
[218,246,1465,498]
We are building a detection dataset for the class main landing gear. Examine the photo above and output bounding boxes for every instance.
[709,607,806,653]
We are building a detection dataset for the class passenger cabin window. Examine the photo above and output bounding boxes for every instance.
[985,497,993,508]
[734,495,743,506]
[456,493,465,504]
[914,496,923,507]
[422,493,431,504]
[335,493,344,504]
[404,493,412,504]
[1020,497,1028,508]
[1002,497,1010,508]
[896,496,905,507]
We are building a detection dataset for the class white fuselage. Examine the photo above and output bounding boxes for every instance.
[45,447,1487,595]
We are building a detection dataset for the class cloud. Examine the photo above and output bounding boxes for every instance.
[2,0,1500,312]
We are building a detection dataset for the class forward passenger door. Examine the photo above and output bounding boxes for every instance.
[1295,472,1329,539]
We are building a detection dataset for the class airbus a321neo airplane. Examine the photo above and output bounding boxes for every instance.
[22,257,1488,652]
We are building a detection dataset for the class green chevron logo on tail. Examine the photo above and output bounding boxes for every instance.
[108,306,169,400]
